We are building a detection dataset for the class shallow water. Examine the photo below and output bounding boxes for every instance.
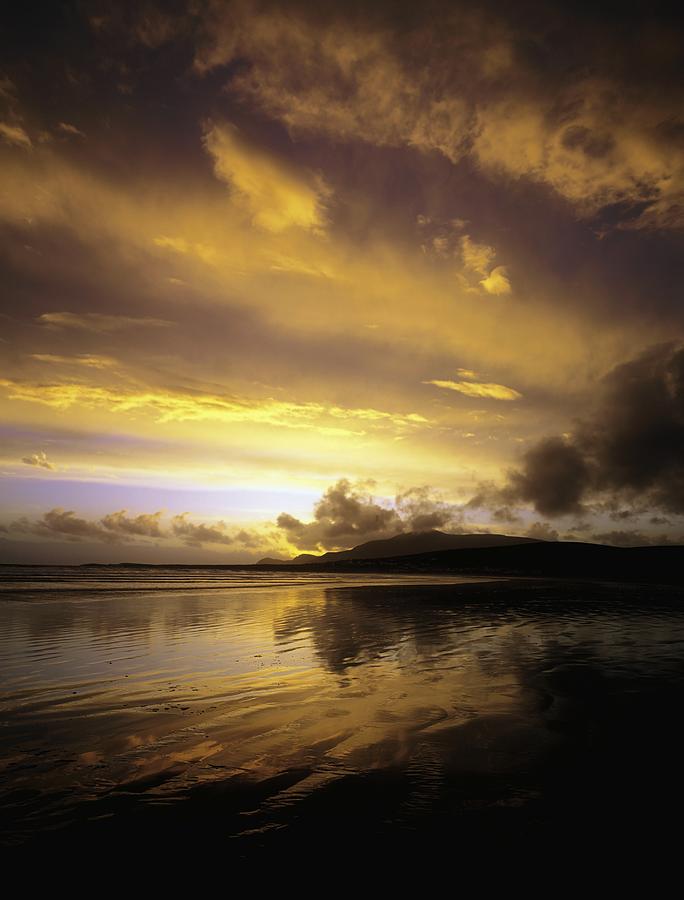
[1,567,684,859]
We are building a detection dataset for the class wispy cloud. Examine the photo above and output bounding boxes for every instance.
[0,378,429,436]
[30,354,118,369]
[424,379,522,400]
[153,235,218,264]
[203,121,331,233]
[0,121,31,149]
[57,122,86,138]
[37,312,173,332]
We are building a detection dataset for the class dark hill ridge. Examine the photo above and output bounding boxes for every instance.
[257,530,537,565]
[283,541,684,586]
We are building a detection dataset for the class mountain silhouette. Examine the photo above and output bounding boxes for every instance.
[257,530,684,585]
[257,529,537,565]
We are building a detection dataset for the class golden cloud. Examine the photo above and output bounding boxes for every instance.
[0,377,429,436]
[424,379,522,400]
[21,451,55,470]
[153,235,218,264]
[479,266,512,295]
[195,7,684,230]
[37,312,173,332]
[30,354,118,369]
[0,122,31,149]
[461,236,497,276]
[197,10,473,163]
[203,121,331,233]
[0,135,656,401]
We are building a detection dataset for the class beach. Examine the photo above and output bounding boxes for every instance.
[2,568,684,862]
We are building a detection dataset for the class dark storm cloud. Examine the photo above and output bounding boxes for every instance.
[276,479,462,550]
[495,343,684,516]
[276,480,402,550]
[525,521,559,541]
[508,437,592,517]
[395,486,464,531]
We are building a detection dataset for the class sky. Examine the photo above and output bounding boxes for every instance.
[1,0,684,563]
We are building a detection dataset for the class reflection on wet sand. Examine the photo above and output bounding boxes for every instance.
[1,569,684,860]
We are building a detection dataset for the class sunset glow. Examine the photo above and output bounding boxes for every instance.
[2,1,683,562]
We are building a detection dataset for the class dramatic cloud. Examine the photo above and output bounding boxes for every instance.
[394,486,463,532]
[276,479,461,551]
[590,530,661,547]
[276,479,401,550]
[525,521,559,541]
[196,6,473,163]
[1,1,684,561]
[471,86,684,230]
[21,451,55,470]
[195,2,684,230]
[496,344,684,516]
[464,483,522,524]
[507,436,591,517]
[586,344,684,511]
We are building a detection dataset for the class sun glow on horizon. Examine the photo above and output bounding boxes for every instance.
[1,1,684,561]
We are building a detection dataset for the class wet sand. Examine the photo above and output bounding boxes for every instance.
[1,568,684,864]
